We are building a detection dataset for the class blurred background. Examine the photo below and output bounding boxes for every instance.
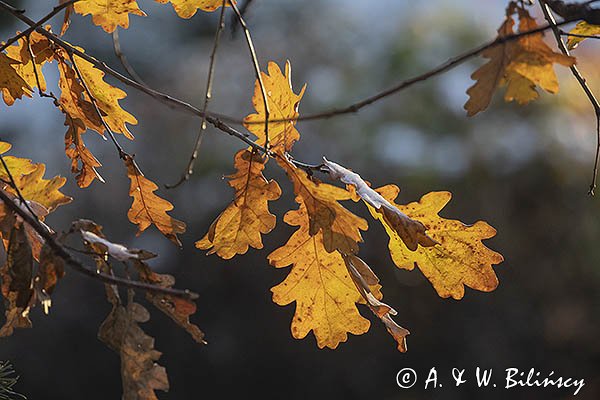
[1,0,600,399]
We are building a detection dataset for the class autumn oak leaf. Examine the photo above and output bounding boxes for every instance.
[244,61,306,153]
[369,185,503,300]
[73,0,147,33]
[155,0,231,19]
[268,205,373,349]
[464,6,575,116]
[125,156,186,246]
[196,149,281,259]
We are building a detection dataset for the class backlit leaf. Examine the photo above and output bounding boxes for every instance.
[73,0,147,33]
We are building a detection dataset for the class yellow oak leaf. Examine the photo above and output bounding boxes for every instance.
[244,61,306,153]
[368,185,503,300]
[0,53,31,106]
[268,205,372,349]
[464,6,574,116]
[277,156,367,255]
[4,31,53,95]
[155,0,231,19]
[124,155,186,247]
[74,0,147,33]
[567,21,600,49]
[196,149,281,259]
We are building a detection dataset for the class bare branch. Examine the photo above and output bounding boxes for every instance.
[0,0,77,53]
[111,28,147,87]
[540,0,600,195]
[229,0,270,148]
[167,0,227,188]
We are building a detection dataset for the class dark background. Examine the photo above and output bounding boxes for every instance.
[1,0,599,399]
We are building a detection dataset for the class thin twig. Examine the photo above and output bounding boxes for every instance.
[229,0,270,148]
[0,189,199,300]
[166,0,227,189]
[67,50,128,159]
[0,153,40,221]
[0,0,77,53]
[112,28,147,86]
[540,0,600,195]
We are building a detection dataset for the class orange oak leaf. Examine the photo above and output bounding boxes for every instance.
[243,61,306,153]
[464,6,574,116]
[566,21,600,49]
[0,53,31,106]
[73,0,147,33]
[124,155,186,247]
[369,185,503,300]
[155,0,232,19]
[277,155,367,255]
[196,149,281,259]
[268,205,373,349]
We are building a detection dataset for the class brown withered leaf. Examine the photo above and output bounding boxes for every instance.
[277,155,367,255]
[268,205,373,349]
[124,156,186,246]
[342,254,410,352]
[134,260,205,344]
[196,149,281,259]
[98,290,169,400]
[370,185,503,300]
[323,158,436,251]
[0,224,34,337]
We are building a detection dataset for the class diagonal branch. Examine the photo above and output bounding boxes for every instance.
[111,28,147,87]
[0,0,77,53]
[0,188,199,300]
[540,0,600,195]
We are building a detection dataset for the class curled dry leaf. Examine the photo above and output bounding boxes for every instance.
[268,205,374,349]
[342,254,409,352]
[370,185,503,300]
[124,155,186,246]
[277,156,367,255]
[73,0,147,33]
[323,158,436,251]
[196,149,281,259]
[243,61,306,153]
[4,31,53,95]
[464,5,575,116]
[81,230,156,261]
[35,243,65,314]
